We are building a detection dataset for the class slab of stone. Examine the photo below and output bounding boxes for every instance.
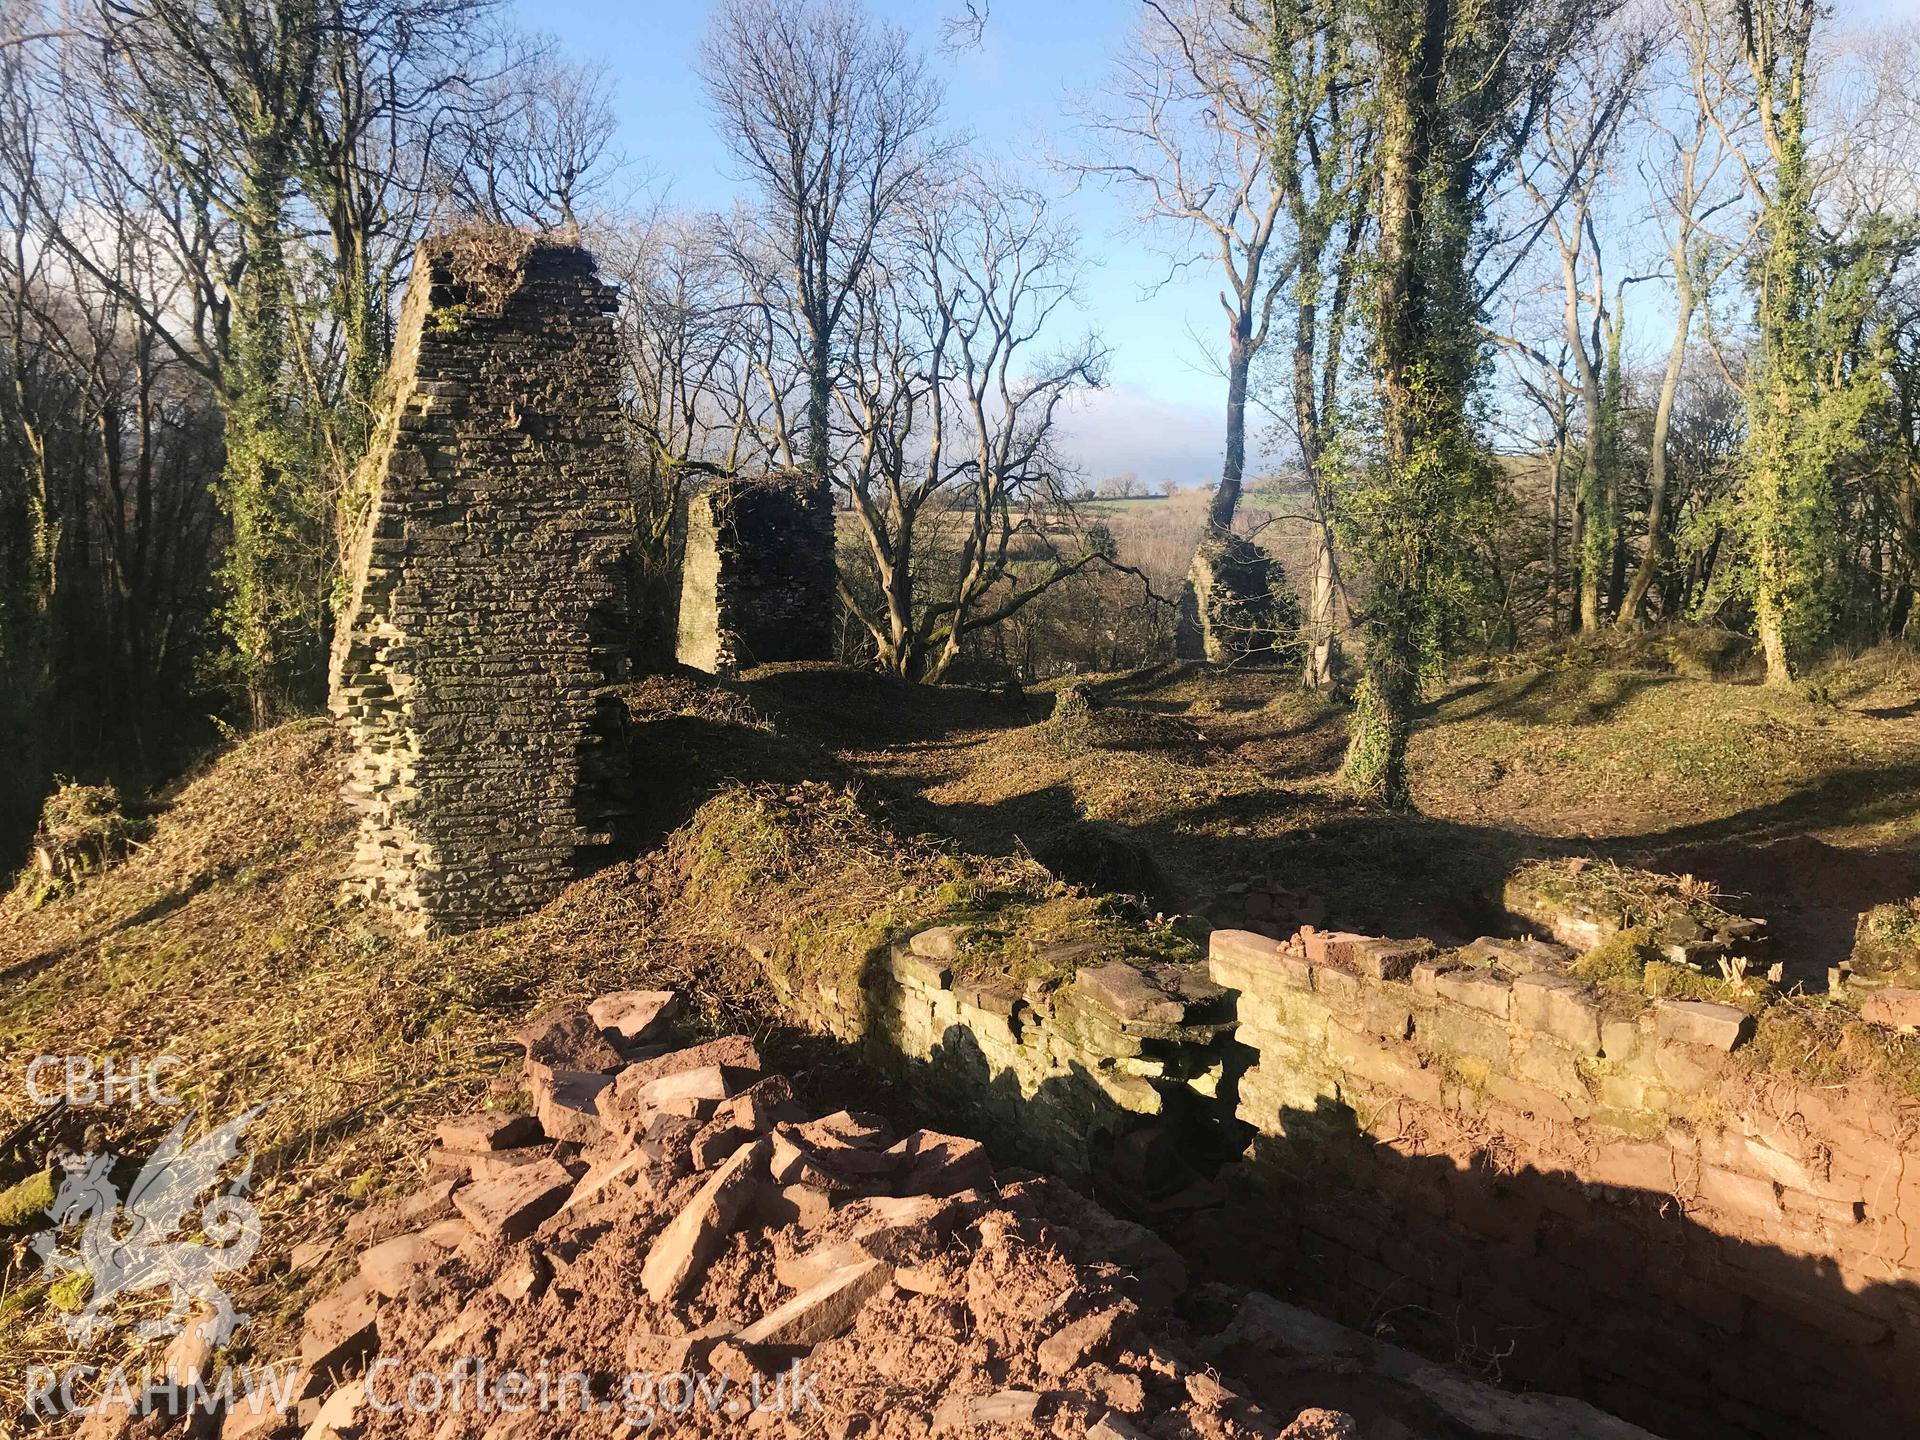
[1075,963,1185,1025]
[953,979,1021,1017]
[754,1183,840,1231]
[640,1136,770,1302]
[1036,1303,1135,1376]
[888,1130,993,1197]
[518,1008,624,1072]
[888,943,951,989]
[1319,935,1420,983]
[298,1277,378,1377]
[1859,987,1920,1030]
[737,1257,891,1348]
[560,1152,652,1216]
[690,1078,789,1169]
[1460,937,1572,976]
[301,1384,364,1440]
[626,1065,737,1112]
[448,1144,549,1183]
[933,1392,1044,1431]
[1653,998,1752,1052]
[769,1126,897,1193]
[528,1065,612,1145]
[909,925,967,961]
[357,1228,457,1299]
[588,989,682,1044]
[607,1037,763,1133]
[1433,967,1512,1018]
[1209,929,1312,994]
[1510,974,1602,1055]
[452,1157,574,1243]
[434,1111,541,1154]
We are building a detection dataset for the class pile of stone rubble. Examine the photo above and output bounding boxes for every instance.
[215,990,1368,1440]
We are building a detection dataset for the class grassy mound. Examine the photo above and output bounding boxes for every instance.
[1416,642,1920,841]
[658,779,1200,999]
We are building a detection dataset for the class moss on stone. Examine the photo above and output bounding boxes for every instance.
[1742,996,1920,1100]
[663,780,1195,999]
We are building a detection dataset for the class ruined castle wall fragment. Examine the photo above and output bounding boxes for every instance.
[329,231,632,935]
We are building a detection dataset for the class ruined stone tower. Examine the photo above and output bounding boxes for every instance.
[329,231,632,935]
[675,470,836,675]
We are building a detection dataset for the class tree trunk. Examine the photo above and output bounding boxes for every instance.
[1177,315,1253,661]
[220,139,298,728]
[1294,279,1340,689]
[1306,522,1339,686]
[1620,288,1694,628]
[1340,0,1445,809]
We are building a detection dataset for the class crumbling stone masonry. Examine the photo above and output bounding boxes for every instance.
[762,920,1920,1440]
[329,232,632,935]
[1175,532,1303,665]
[676,470,835,675]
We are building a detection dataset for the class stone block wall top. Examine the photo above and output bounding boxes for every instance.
[329,229,632,935]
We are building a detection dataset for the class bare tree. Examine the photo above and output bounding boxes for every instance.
[1503,20,1654,631]
[833,163,1110,681]
[698,0,943,495]
[1618,18,1750,627]
[447,43,625,232]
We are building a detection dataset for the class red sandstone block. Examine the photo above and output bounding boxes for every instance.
[1828,1122,1901,1185]
[1654,998,1752,1052]
[1653,1040,1725,1094]
[1327,1023,1443,1108]
[1859,986,1920,1029]
[1590,1139,1678,1196]
[1699,1164,1783,1222]
[1509,974,1601,1055]
[1208,928,1314,995]
[1432,967,1512,1018]
[1484,1072,1580,1126]
[1511,1037,1593,1105]
[1310,964,1366,1013]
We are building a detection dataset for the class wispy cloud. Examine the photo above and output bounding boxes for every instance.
[1054,384,1223,487]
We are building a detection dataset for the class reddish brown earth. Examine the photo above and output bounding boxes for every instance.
[209,999,1625,1440]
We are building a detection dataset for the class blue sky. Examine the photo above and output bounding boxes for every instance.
[519,0,1234,487]
[518,0,1915,485]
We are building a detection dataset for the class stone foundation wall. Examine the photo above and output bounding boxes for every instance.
[329,234,631,935]
[771,931,1240,1188]
[759,919,1920,1439]
[1207,927,1920,1439]
[676,471,835,675]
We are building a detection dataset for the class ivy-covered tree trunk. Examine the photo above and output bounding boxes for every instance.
[1340,0,1444,808]
[219,140,314,727]
[1340,0,1511,807]
[1732,0,1874,685]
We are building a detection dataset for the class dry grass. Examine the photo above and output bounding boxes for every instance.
[656,779,1197,997]
[0,720,753,1416]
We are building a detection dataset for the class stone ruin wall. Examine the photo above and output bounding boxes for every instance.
[329,234,632,935]
[676,470,835,675]
[768,921,1920,1440]
[1176,532,1299,666]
